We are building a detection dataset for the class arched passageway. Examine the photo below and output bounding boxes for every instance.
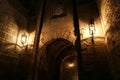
[36,38,112,80]
[37,38,78,80]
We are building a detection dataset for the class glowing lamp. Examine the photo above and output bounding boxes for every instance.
[68,63,75,68]
[89,24,96,35]
[89,18,96,35]
[21,34,27,45]
[89,18,95,44]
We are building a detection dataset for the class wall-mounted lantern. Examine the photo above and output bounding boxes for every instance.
[89,18,96,35]
[89,18,95,44]
[21,33,27,45]
[89,24,96,35]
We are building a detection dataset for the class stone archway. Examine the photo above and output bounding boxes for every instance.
[37,38,78,80]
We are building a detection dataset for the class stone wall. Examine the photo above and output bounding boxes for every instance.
[0,0,26,54]
[39,0,76,47]
[77,2,105,40]
[0,0,27,79]
[97,0,120,79]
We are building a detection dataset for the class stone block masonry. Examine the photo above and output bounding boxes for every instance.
[97,0,120,79]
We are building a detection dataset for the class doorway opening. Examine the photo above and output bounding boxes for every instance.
[37,38,78,80]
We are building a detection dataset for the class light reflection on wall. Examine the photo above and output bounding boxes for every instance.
[80,19,105,40]
[61,56,78,80]
[28,31,35,46]
[17,30,35,47]
[0,20,19,51]
[67,63,75,68]
[95,22,105,37]
[17,30,28,47]
[7,22,19,43]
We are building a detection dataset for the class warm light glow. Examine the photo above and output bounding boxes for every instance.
[89,24,96,35]
[17,30,35,47]
[21,34,27,45]
[17,31,28,47]
[80,25,91,39]
[79,19,105,39]
[68,63,75,68]
[90,24,95,31]
[28,31,35,45]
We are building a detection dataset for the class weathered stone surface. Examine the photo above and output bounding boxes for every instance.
[0,0,26,54]
[0,0,29,80]
[39,0,76,48]
[98,0,120,79]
